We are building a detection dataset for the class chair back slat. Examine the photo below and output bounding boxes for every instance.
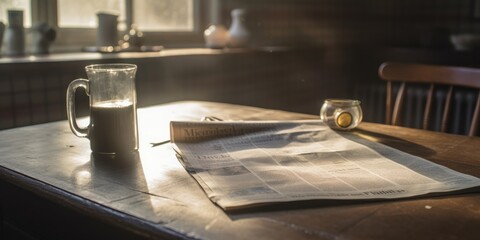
[423,84,434,130]
[379,62,480,136]
[470,91,480,136]
[391,82,406,126]
[441,86,454,133]
[386,81,393,125]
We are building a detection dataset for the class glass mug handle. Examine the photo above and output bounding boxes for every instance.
[66,79,90,138]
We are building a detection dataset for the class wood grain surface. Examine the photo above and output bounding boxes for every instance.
[1,101,479,240]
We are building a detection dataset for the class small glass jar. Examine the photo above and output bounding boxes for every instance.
[320,99,363,130]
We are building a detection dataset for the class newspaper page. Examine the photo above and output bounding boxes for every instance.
[170,120,480,210]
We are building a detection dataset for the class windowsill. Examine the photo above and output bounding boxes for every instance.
[0,48,236,64]
[0,47,292,65]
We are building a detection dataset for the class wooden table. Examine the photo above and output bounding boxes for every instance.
[1,101,479,240]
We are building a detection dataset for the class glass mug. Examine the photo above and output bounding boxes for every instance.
[320,99,363,130]
[66,64,139,154]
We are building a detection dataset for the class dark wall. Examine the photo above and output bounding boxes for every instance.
[0,49,340,130]
[217,0,479,49]
[1,47,479,132]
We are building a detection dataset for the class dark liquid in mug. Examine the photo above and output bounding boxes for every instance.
[89,101,138,154]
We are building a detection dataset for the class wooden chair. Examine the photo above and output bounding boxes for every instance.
[378,62,480,136]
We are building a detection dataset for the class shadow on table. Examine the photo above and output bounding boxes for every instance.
[345,128,436,158]
[71,151,150,195]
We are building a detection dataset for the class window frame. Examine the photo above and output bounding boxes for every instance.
[31,0,208,52]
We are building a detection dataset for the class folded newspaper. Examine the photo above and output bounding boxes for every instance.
[170,120,480,210]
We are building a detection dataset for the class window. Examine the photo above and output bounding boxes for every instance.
[56,0,200,51]
[0,0,32,27]
[1,0,203,52]
[57,0,126,29]
[57,0,194,32]
[134,0,194,32]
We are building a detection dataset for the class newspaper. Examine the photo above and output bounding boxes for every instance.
[170,120,480,210]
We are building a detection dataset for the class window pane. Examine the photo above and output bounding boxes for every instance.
[58,0,126,28]
[0,0,31,27]
[134,0,194,31]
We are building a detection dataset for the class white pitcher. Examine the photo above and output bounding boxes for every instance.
[228,9,250,48]
[2,10,25,56]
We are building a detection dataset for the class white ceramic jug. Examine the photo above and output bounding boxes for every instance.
[2,10,25,56]
[228,9,250,48]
